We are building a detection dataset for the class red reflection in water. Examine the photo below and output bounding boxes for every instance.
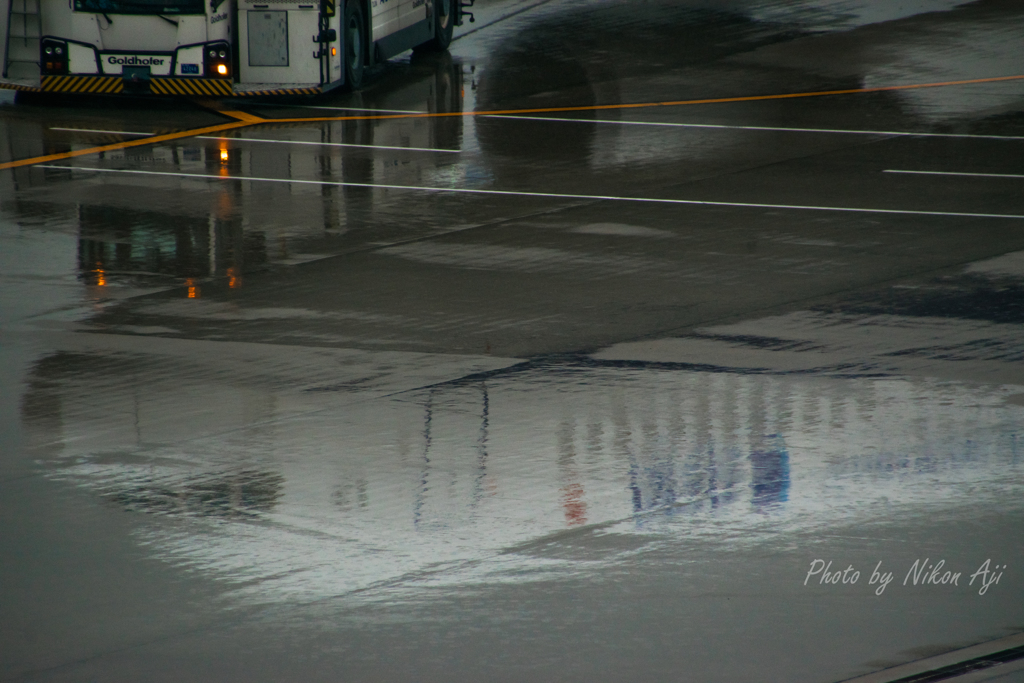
[561,483,587,526]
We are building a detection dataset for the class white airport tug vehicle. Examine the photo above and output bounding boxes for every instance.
[0,0,470,96]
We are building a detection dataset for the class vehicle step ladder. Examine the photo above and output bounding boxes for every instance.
[4,0,42,80]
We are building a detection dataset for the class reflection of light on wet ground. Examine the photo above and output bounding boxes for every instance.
[862,21,1024,122]
[27,343,1024,604]
[967,251,1024,279]
[596,311,1024,382]
[745,0,977,32]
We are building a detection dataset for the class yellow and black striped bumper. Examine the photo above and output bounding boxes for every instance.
[232,86,323,97]
[40,75,236,96]
[41,75,124,93]
[149,78,234,96]
[0,80,41,92]
[8,75,324,97]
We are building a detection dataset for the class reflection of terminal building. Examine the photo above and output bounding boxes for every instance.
[22,357,1010,524]
[21,345,1020,603]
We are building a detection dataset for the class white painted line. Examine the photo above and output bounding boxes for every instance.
[247,104,423,114]
[482,115,1024,140]
[50,127,155,136]
[196,135,459,153]
[36,165,1024,220]
[885,169,1024,179]
[303,106,424,113]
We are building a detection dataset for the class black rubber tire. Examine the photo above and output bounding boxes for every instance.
[415,0,454,52]
[343,0,366,90]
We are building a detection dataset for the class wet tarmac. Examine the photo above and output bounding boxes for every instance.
[2,0,1024,681]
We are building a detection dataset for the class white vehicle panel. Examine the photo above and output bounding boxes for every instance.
[398,0,424,31]
[68,42,98,73]
[175,44,204,75]
[69,12,102,47]
[238,4,320,85]
[371,0,419,40]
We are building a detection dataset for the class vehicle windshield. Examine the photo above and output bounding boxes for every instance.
[73,0,205,15]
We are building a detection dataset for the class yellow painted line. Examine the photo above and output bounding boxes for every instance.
[262,74,1024,124]
[2,74,1021,171]
[217,109,266,123]
[0,119,258,170]
[190,98,268,123]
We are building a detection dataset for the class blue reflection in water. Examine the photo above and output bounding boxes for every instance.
[628,435,785,520]
[629,454,679,515]
[749,435,790,511]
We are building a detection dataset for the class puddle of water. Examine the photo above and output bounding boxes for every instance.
[21,344,1024,605]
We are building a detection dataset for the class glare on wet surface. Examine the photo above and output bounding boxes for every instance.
[25,346,1024,602]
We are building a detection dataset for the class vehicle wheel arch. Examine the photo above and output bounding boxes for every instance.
[342,0,368,89]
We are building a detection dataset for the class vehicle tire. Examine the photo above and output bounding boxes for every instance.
[343,0,366,90]
[415,0,454,52]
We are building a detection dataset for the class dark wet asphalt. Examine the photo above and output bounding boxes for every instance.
[3,1,1024,681]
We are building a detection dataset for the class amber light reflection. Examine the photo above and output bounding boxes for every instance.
[218,142,230,176]
[95,265,106,287]
[186,278,200,298]
[227,267,241,289]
